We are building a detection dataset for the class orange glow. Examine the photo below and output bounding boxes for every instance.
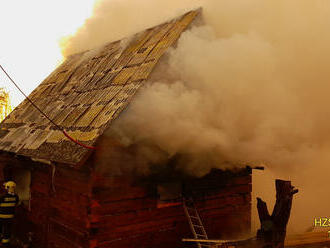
[157,201,182,209]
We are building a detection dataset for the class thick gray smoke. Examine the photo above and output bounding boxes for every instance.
[62,0,330,234]
[61,0,202,57]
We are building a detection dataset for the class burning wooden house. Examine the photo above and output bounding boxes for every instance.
[0,9,252,248]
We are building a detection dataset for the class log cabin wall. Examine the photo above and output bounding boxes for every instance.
[90,141,252,248]
[0,155,93,248]
[46,164,92,248]
[90,173,189,248]
[0,146,251,248]
[28,163,51,247]
[89,138,188,248]
[191,169,252,239]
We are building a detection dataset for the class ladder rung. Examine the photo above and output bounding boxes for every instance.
[184,198,209,245]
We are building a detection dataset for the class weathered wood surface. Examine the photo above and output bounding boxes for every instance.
[0,9,200,165]
[89,168,252,247]
[8,146,252,248]
[46,165,92,248]
[12,163,92,248]
[11,166,252,248]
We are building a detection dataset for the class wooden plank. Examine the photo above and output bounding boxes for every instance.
[27,210,48,224]
[26,130,52,150]
[51,186,89,206]
[52,107,75,125]
[92,216,185,242]
[29,223,49,248]
[47,232,87,248]
[127,44,155,66]
[52,168,91,195]
[50,208,89,230]
[144,22,174,46]
[53,180,89,196]
[91,173,135,188]
[130,62,155,81]
[75,105,105,127]
[89,100,119,128]
[112,66,138,85]
[92,186,151,202]
[182,238,240,243]
[49,218,89,247]
[193,184,252,199]
[91,197,156,216]
[49,200,88,219]
[89,47,121,86]
[54,166,90,180]
[196,195,247,211]
[31,181,50,195]
[187,175,252,192]
[199,205,251,219]
[90,204,184,228]
[203,212,251,239]
[61,105,89,128]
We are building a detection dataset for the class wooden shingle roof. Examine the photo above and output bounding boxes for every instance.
[0,10,200,165]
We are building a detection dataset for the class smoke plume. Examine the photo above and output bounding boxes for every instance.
[62,0,330,234]
[60,0,202,57]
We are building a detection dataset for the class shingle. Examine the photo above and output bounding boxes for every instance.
[75,105,105,128]
[61,105,89,128]
[0,9,200,165]
[112,66,138,85]
[130,62,155,81]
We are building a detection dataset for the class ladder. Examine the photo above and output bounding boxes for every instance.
[183,197,212,248]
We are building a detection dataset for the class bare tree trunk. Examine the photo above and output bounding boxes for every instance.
[256,179,298,248]
[233,179,298,248]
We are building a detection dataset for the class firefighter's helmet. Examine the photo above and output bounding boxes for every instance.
[3,181,16,194]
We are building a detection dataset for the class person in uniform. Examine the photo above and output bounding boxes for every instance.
[0,181,19,246]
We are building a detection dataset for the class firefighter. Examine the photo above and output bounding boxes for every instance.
[0,181,19,246]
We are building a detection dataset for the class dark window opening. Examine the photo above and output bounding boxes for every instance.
[157,182,182,208]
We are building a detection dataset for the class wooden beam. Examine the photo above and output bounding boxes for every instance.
[182,238,242,243]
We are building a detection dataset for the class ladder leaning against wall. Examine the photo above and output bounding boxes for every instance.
[183,197,212,248]
[182,197,236,248]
